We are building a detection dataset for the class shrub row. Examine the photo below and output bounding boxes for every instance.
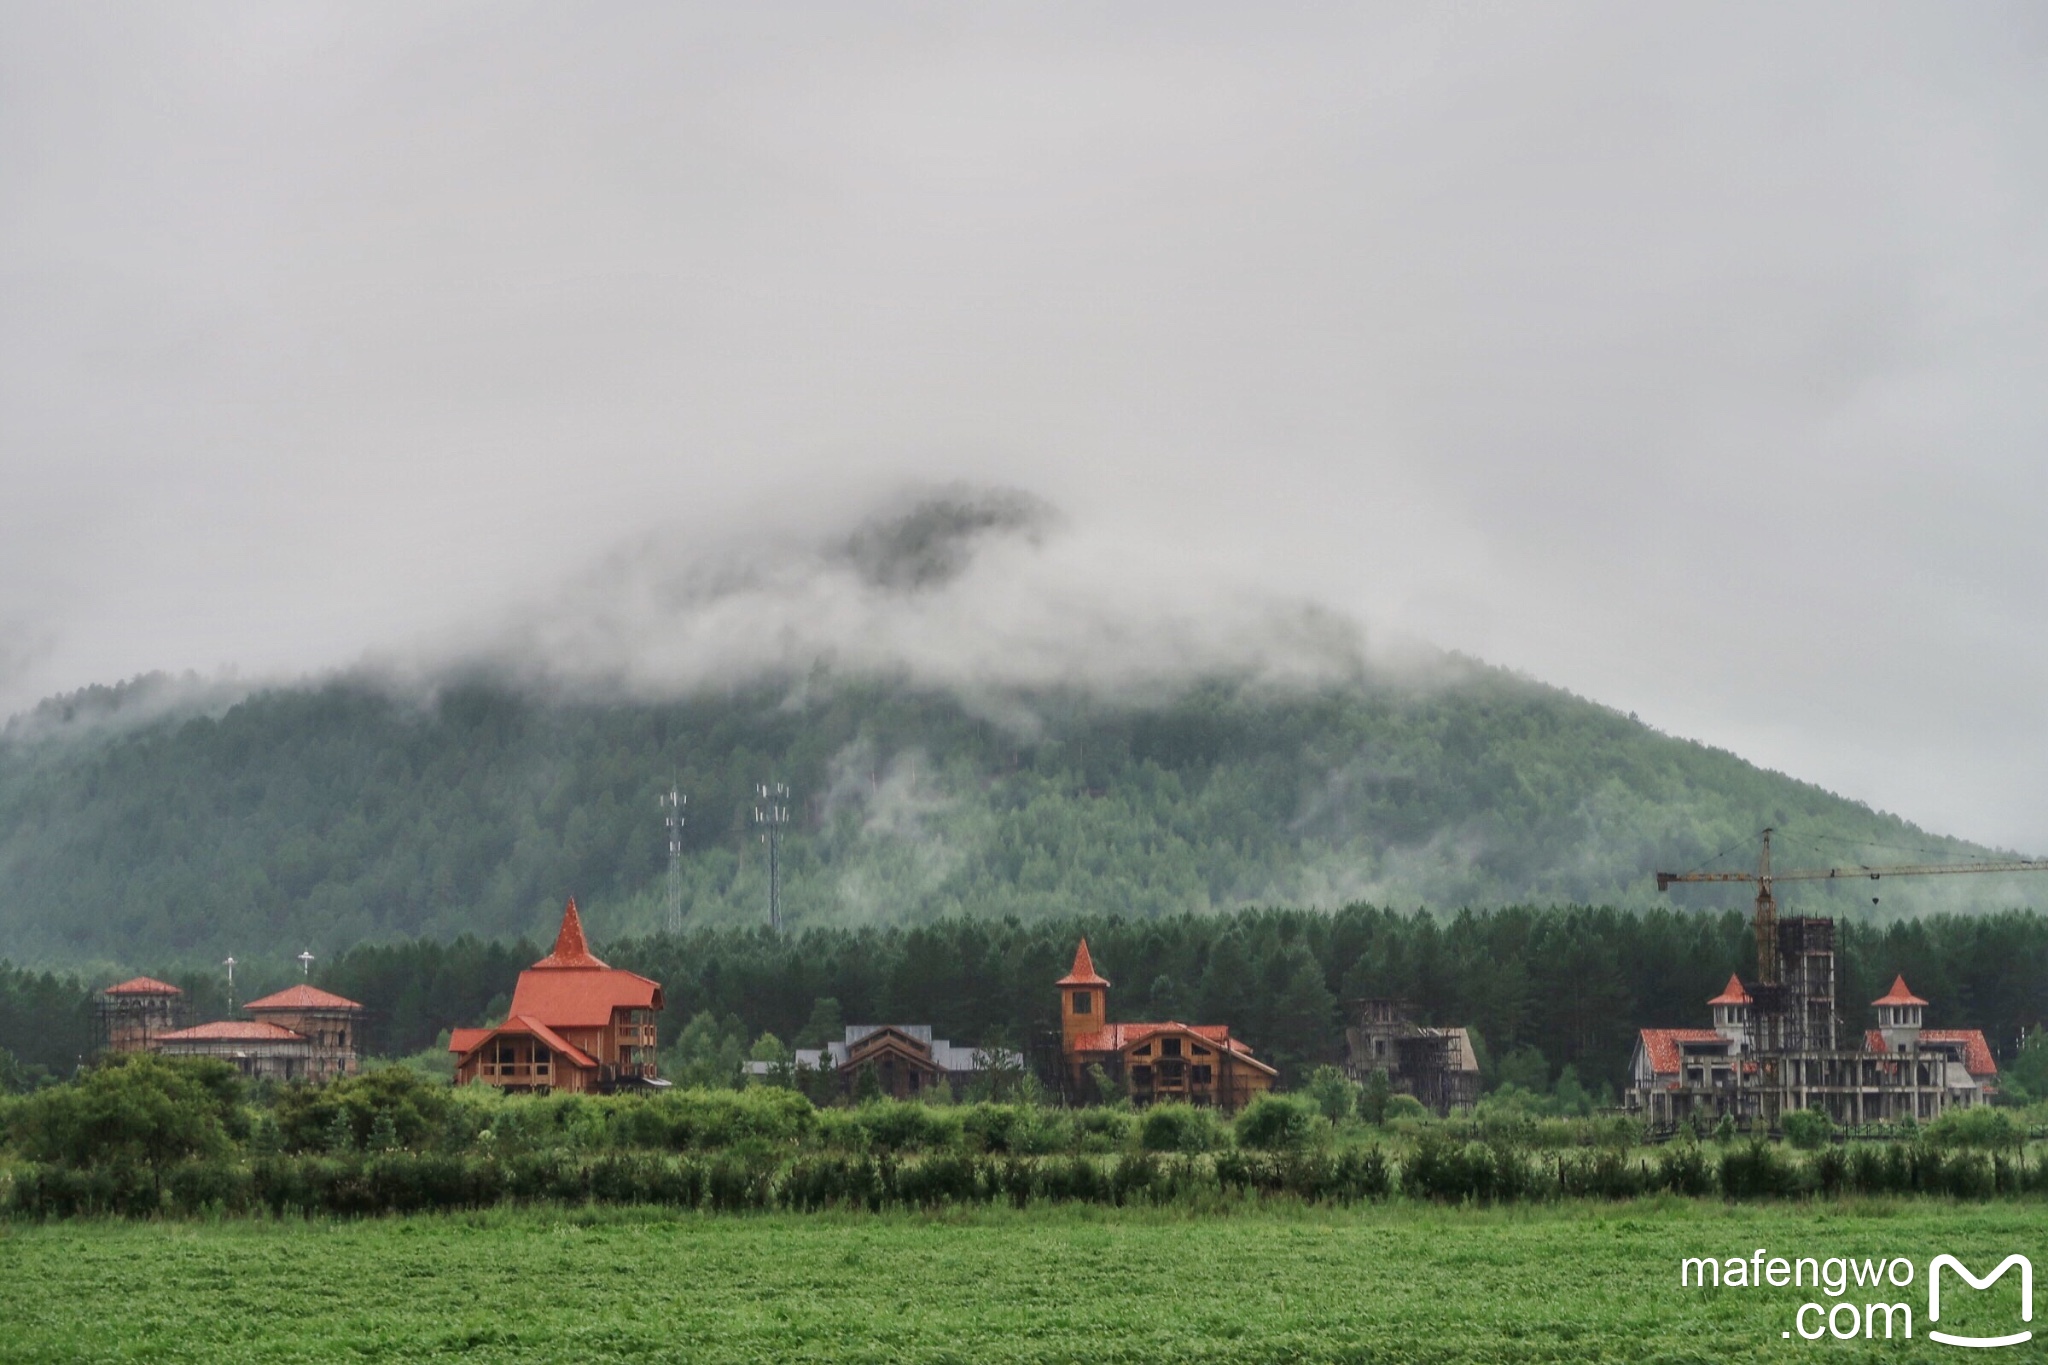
[7,1141,2045,1219]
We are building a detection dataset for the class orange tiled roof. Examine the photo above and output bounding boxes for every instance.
[1871,975,1928,1008]
[1864,1028,1997,1077]
[157,1020,305,1043]
[104,975,182,997]
[1070,1020,1273,1073]
[243,984,363,1012]
[1706,974,1751,1006]
[448,1015,598,1070]
[530,898,609,970]
[448,1028,492,1055]
[1636,1028,1727,1075]
[508,964,661,1029]
[1056,938,1110,988]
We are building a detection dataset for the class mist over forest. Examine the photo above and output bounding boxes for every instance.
[0,491,2033,971]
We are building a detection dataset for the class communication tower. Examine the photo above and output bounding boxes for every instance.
[663,785,687,933]
[754,782,790,933]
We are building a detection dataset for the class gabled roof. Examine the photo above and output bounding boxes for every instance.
[157,1020,305,1043]
[1706,974,1751,1007]
[244,984,363,1012]
[448,1015,598,1070]
[1864,1028,1997,1077]
[1635,1028,1729,1074]
[1070,1021,1276,1075]
[104,975,183,997]
[1872,975,1928,1008]
[508,964,661,1028]
[530,898,609,970]
[1056,938,1110,988]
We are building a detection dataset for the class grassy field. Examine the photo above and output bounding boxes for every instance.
[0,1200,2037,1363]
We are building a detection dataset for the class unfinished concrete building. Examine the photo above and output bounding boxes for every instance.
[1629,915,1997,1130]
[95,976,187,1054]
[1342,999,1480,1116]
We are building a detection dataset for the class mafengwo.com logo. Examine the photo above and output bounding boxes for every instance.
[1680,1249,2033,1346]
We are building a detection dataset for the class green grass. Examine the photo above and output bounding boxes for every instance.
[0,1200,2036,1362]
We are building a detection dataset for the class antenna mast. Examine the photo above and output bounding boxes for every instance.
[754,782,790,933]
[663,784,687,933]
[223,956,237,1016]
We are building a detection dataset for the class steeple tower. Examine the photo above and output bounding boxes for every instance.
[1057,938,1111,1052]
[532,897,609,970]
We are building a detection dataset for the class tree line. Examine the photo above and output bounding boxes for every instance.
[10,903,2048,1093]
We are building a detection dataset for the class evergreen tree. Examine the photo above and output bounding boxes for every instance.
[324,1107,357,1155]
[796,997,844,1049]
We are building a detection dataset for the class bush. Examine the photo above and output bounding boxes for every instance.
[1140,1103,1226,1154]
[1781,1109,1832,1151]
[852,1100,963,1153]
[1234,1095,1319,1151]
[273,1066,454,1154]
[1926,1105,2025,1152]
[6,1054,242,1181]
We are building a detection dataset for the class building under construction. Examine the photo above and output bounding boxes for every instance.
[1343,999,1480,1116]
[1632,833,2005,1130]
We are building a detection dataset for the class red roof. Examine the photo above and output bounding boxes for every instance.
[157,1020,305,1043]
[243,984,363,1012]
[1056,938,1110,988]
[448,1028,491,1055]
[530,898,609,970]
[509,966,661,1029]
[448,1015,598,1070]
[1706,974,1751,1006]
[1864,1028,1997,1077]
[1068,1021,1272,1072]
[103,975,182,997]
[1636,1028,1728,1074]
[1872,975,1928,1008]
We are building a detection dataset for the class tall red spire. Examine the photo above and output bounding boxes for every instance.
[1056,937,1110,987]
[532,897,609,970]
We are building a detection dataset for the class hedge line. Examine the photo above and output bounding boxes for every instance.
[5,1139,2045,1219]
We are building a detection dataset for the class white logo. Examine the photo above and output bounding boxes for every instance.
[1928,1254,2033,1349]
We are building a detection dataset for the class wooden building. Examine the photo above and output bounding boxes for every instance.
[763,1024,1024,1099]
[449,899,665,1094]
[1056,939,1276,1111]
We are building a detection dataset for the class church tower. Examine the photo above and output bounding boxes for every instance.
[1057,938,1110,1054]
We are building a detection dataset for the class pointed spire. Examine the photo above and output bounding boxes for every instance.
[1706,974,1750,1006]
[1872,974,1927,1007]
[532,897,609,969]
[1056,937,1110,987]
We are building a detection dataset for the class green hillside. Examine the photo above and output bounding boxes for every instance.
[0,662,2024,966]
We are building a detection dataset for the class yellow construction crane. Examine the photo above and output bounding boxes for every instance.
[1656,828,2048,984]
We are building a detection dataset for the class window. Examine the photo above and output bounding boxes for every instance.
[1193,1065,1212,1085]
[534,1047,551,1072]
[1134,1043,1151,1056]
[1162,1037,1182,1057]
[1132,1066,1153,1086]
[1191,1046,1210,1057]
[1072,991,1092,1014]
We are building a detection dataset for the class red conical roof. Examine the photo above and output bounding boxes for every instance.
[1872,974,1927,1008]
[1706,974,1751,1006]
[1056,938,1110,988]
[531,897,609,970]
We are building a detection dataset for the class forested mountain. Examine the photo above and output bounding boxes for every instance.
[0,659,2027,969]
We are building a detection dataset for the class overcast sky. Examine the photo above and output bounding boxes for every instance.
[3,4,2045,849]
